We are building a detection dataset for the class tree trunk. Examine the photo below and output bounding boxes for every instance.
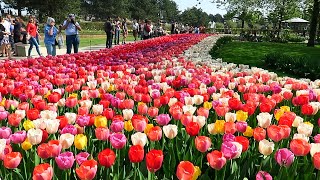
[18,9,22,16]
[308,0,320,47]
[241,19,245,29]
[277,0,285,38]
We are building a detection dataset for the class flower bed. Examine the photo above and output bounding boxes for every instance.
[0,34,319,180]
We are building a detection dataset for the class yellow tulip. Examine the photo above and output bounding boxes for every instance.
[107,84,115,92]
[275,109,285,121]
[124,120,134,132]
[192,166,201,180]
[144,124,154,134]
[74,134,88,150]
[203,101,212,110]
[236,110,248,121]
[44,91,51,99]
[280,106,290,112]
[23,120,35,131]
[214,120,225,134]
[138,102,145,106]
[21,139,32,150]
[94,116,107,128]
[69,93,78,99]
[243,126,253,137]
[0,97,5,106]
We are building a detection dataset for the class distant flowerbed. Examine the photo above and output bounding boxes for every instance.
[0,34,319,180]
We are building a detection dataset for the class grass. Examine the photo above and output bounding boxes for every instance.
[80,34,136,47]
[215,41,320,77]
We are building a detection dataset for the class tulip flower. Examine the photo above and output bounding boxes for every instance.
[176,161,195,180]
[186,122,200,137]
[74,134,88,150]
[146,149,164,172]
[3,152,22,169]
[59,133,75,149]
[256,171,273,180]
[259,139,275,156]
[110,120,124,132]
[221,142,242,160]
[131,132,148,147]
[128,145,144,163]
[207,150,227,170]
[290,139,311,156]
[33,163,53,180]
[163,124,178,139]
[27,128,43,145]
[313,152,320,170]
[195,136,212,153]
[55,151,75,170]
[76,159,98,180]
[147,126,162,141]
[257,112,272,128]
[76,152,90,165]
[109,133,127,149]
[235,136,250,152]
[95,127,110,141]
[275,148,294,167]
[98,148,116,168]
[156,114,171,126]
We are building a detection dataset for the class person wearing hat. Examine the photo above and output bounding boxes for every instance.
[44,17,58,56]
[61,14,81,54]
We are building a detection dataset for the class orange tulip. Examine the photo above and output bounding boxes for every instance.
[176,161,195,180]
[290,139,311,156]
[76,159,98,180]
[253,127,266,142]
[33,163,53,180]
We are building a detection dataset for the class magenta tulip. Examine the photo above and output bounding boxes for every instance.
[236,121,248,133]
[156,114,171,126]
[222,133,235,143]
[110,120,124,133]
[55,151,75,170]
[109,133,127,149]
[10,131,27,144]
[275,148,294,167]
[76,152,90,165]
[221,142,238,160]
[256,171,273,180]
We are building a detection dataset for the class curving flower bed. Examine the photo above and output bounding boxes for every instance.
[0,34,319,180]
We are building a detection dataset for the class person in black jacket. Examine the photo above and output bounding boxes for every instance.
[104,17,114,48]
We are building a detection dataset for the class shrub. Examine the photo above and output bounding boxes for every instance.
[283,33,306,43]
[210,36,233,58]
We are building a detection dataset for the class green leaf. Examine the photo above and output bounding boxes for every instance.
[14,169,24,180]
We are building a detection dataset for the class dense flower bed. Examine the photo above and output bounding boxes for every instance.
[0,34,319,180]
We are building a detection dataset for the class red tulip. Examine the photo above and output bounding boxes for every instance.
[33,100,46,111]
[47,140,62,157]
[253,127,266,142]
[27,108,40,120]
[137,103,148,115]
[98,148,116,168]
[215,106,229,117]
[301,104,313,116]
[65,97,78,108]
[235,136,250,152]
[186,122,200,136]
[207,150,226,170]
[33,163,53,180]
[176,161,195,180]
[148,107,159,118]
[146,149,163,172]
[4,152,22,169]
[76,160,98,180]
[228,98,242,111]
[128,145,144,163]
[224,122,237,134]
[37,143,51,159]
[313,152,320,170]
[48,92,61,103]
[290,139,311,156]
[267,125,283,142]
[8,113,22,127]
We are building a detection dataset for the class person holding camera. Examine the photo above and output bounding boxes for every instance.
[62,14,81,54]
[44,17,58,56]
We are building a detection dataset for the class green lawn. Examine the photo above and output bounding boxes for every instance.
[80,35,136,47]
[216,42,320,77]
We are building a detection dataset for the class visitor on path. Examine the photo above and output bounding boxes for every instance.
[26,18,42,58]
[29,15,40,45]
[62,14,81,54]
[44,17,58,56]
[122,18,128,44]
[0,17,11,59]
[114,18,121,45]
[171,21,176,34]
[104,17,114,48]
[132,20,139,41]
[139,21,144,40]
[6,14,14,53]
[143,19,151,40]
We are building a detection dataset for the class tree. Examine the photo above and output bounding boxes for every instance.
[161,0,179,22]
[179,7,210,27]
[307,0,319,46]
[212,13,224,23]
[129,0,160,21]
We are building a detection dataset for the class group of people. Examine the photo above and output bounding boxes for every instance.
[104,18,167,48]
[0,13,81,59]
[171,22,206,34]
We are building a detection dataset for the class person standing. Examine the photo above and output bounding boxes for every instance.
[114,18,120,45]
[0,17,11,59]
[62,14,81,54]
[104,17,114,48]
[132,20,139,41]
[143,20,151,40]
[122,18,128,44]
[44,17,58,56]
[26,18,42,58]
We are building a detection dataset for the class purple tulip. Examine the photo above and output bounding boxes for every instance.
[75,152,90,165]
[156,114,171,126]
[223,133,235,142]
[275,148,294,167]
[236,121,248,133]
[76,115,90,127]
[109,133,127,149]
[256,171,273,180]
[221,142,238,160]
[60,124,78,135]
[110,120,124,133]
[55,151,75,170]
[10,131,27,144]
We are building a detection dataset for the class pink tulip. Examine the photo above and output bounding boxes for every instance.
[0,127,12,139]
[156,114,171,126]
[76,115,90,127]
[0,110,9,120]
[60,124,78,135]
[55,151,75,170]
[256,171,273,180]
[223,133,235,142]
[109,133,127,149]
[314,134,320,143]
[110,120,124,133]
[236,121,248,133]
[95,127,110,141]
[221,142,238,160]
[76,152,90,165]
[10,131,27,144]
[275,148,294,167]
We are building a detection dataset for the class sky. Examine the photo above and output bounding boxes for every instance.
[173,0,227,15]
